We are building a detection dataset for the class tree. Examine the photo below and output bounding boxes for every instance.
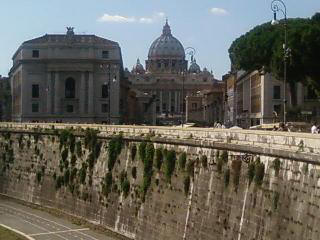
[229,14,320,103]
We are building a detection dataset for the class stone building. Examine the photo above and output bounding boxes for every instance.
[185,82,225,125]
[9,27,128,123]
[0,75,12,121]
[128,21,222,125]
[231,69,320,128]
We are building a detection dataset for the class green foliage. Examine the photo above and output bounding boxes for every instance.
[132,166,137,179]
[164,150,176,182]
[229,15,320,99]
[107,135,123,171]
[84,128,99,151]
[155,148,163,171]
[61,148,68,163]
[217,158,224,174]
[141,143,154,199]
[232,160,242,191]
[131,144,137,161]
[36,171,42,183]
[302,163,309,175]
[64,169,70,185]
[70,154,77,167]
[55,175,64,190]
[201,155,208,169]
[76,141,82,157]
[254,161,265,186]
[273,158,281,177]
[179,152,187,170]
[87,152,95,171]
[221,150,228,163]
[70,168,77,183]
[119,171,130,198]
[247,162,255,185]
[139,142,147,162]
[102,172,113,197]
[224,168,230,188]
[186,160,195,178]
[272,191,280,210]
[183,176,191,196]
[79,162,87,184]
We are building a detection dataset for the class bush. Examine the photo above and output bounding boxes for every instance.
[70,168,77,183]
[273,158,281,177]
[64,169,70,185]
[76,141,82,157]
[132,166,137,179]
[79,163,87,184]
[36,171,42,183]
[221,150,228,163]
[224,168,230,188]
[217,158,223,174]
[155,148,163,171]
[183,176,191,196]
[61,148,68,163]
[201,155,208,169]
[131,144,137,161]
[70,154,77,167]
[165,150,176,182]
[254,161,265,186]
[55,175,64,190]
[121,178,130,198]
[186,160,195,178]
[179,152,187,170]
[102,172,113,197]
[139,142,147,162]
[232,160,242,191]
[247,162,255,185]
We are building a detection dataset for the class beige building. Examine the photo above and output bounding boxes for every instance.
[232,69,320,128]
[128,21,222,125]
[9,27,128,124]
[0,75,11,121]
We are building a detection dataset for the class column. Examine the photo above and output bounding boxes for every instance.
[169,91,172,113]
[54,72,60,114]
[79,72,86,115]
[88,72,94,115]
[46,72,51,114]
[160,91,163,113]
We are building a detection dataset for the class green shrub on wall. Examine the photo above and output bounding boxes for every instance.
[139,142,147,162]
[221,150,228,163]
[165,150,176,182]
[247,162,255,185]
[232,160,242,191]
[131,144,137,161]
[183,176,191,196]
[273,158,281,177]
[108,135,123,171]
[201,155,208,169]
[224,168,230,188]
[76,141,82,157]
[186,160,195,178]
[155,148,163,171]
[102,172,113,197]
[79,162,87,184]
[254,160,265,186]
[132,166,137,179]
[179,152,187,170]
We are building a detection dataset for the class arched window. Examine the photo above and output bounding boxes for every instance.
[65,78,75,98]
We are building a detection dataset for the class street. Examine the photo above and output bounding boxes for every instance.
[0,198,116,240]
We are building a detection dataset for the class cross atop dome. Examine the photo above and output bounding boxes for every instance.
[162,19,171,36]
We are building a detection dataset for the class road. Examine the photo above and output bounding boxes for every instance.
[0,198,116,240]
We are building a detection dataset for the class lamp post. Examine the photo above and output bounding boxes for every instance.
[182,47,196,127]
[271,0,290,124]
[100,64,117,124]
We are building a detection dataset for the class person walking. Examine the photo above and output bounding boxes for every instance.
[311,122,318,134]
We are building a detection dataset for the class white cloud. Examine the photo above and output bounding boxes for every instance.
[210,8,229,16]
[97,14,136,23]
[98,12,165,24]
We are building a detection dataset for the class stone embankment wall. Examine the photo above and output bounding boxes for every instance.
[0,123,319,240]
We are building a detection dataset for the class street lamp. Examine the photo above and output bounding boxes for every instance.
[100,64,117,124]
[271,0,290,124]
[181,47,196,127]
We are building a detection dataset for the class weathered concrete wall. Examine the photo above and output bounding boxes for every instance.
[0,123,319,240]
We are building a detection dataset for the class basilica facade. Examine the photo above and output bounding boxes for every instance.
[128,21,223,125]
[9,28,128,123]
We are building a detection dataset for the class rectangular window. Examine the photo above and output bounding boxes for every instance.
[101,103,108,113]
[101,84,108,98]
[32,103,39,113]
[32,84,39,98]
[273,86,281,99]
[66,105,74,113]
[102,51,109,59]
[32,50,39,58]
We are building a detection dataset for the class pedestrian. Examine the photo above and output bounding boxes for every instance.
[311,122,317,134]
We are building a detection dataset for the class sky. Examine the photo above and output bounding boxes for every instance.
[0,0,319,79]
